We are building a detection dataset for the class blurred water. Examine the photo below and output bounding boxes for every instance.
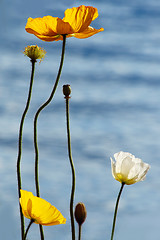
[0,0,160,239]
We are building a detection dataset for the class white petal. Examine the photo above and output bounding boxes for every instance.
[137,162,150,181]
[110,157,117,179]
[128,162,141,180]
[114,151,134,162]
[120,156,135,178]
[110,151,150,185]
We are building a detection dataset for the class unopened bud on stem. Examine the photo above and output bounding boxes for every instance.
[63,84,71,98]
[74,202,87,225]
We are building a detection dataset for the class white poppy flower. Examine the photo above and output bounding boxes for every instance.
[111,151,150,185]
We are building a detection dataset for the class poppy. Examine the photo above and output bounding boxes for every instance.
[20,190,66,226]
[25,5,104,41]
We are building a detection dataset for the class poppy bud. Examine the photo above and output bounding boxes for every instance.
[63,84,71,98]
[74,202,87,225]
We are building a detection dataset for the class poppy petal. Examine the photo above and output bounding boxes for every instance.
[63,5,99,33]
[72,26,104,39]
[32,33,63,42]
[25,16,73,40]
[19,190,66,226]
[20,190,34,219]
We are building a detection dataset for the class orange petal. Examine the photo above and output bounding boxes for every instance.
[25,17,57,36]
[72,26,104,39]
[25,16,73,40]
[31,33,64,42]
[63,5,99,33]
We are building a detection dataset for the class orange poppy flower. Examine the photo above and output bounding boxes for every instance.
[25,5,104,41]
[19,190,66,226]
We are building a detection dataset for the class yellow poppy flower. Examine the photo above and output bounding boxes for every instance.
[25,5,104,41]
[19,190,66,226]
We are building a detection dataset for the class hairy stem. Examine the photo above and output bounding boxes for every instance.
[65,97,76,240]
[78,224,82,240]
[17,59,36,240]
[110,182,125,240]
[24,219,34,240]
[33,35,66,240]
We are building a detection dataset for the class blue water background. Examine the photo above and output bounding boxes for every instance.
[0,0,160,239]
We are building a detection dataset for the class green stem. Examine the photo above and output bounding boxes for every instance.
[65,97,76,240]
[24,219,34,240]
[38,225,44,240]
[16,59,36,240]
[110,182,125,240]
[78,224,82,240]
[33,35,66,240]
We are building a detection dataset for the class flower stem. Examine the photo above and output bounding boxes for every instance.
[33,35,66,240]
[65,96,76,240]
[24,219,34,240]
[110,182,125,240]
[16,59,36,240]
[78,224,82,240]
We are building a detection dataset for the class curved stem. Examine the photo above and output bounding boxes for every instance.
[33,35,66,240]
[16,59,36,240]
[110,182,125,240]
[65,97,76,240]
[24,219,34,240]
